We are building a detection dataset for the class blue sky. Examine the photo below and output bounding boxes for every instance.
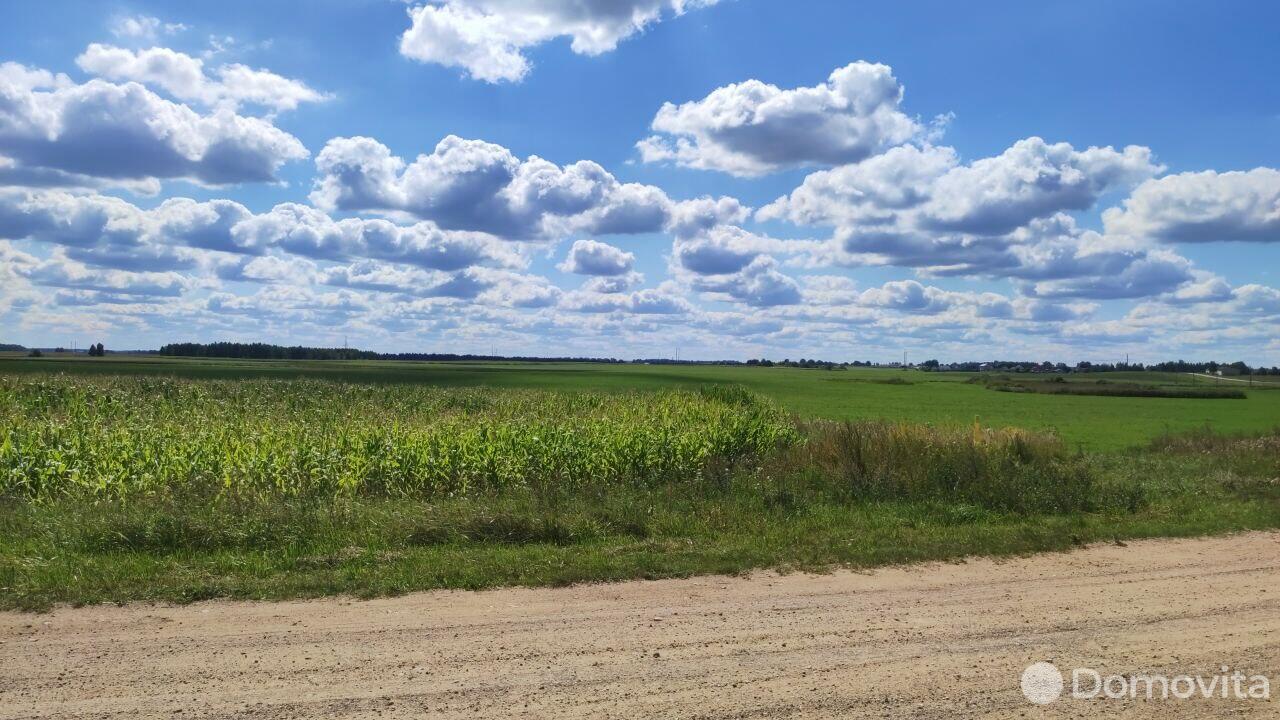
[1,1,1278,362]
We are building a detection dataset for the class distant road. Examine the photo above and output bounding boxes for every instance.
[1186,372,1279,385]
[4,532,1279,719]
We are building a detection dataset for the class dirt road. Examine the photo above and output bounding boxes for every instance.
[3,533,1278,719]
[1186,372,1280,385]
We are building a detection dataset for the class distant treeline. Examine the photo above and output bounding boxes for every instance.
[1147,360,1280,375]
[159,342,377,361]
[0,343,26,352]
[157,342,630,364]
[745,358,857,369]
[918,359,1280,375]
[158,343,860,367]
[134,342,1280,376]
[384,353,626,364]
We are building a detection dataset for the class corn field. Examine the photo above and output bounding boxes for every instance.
[0,375,799,501]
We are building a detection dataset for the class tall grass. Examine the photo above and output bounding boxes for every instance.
[774,420,1123,514]
[1146,427,1280,495]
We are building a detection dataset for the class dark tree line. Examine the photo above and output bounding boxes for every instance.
[151,342,1280,374]
[160,342,377,361]
[1147,360,1280,375]
[158,342,629,364]
[746,358,854,370]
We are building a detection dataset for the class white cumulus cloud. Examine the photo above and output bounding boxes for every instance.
[310,134,677,239]
[77,44,330,113]
[638,62,921,176]
[400,0,722,83]
[110,15,188,42]
[558,238,635,276]
[1102,168,1280,243]
[0,62,309,186]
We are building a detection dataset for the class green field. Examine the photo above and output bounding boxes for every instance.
[1,355,1278,610]
[2,355,1277,451]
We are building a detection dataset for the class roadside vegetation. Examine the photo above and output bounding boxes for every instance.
[2,370,1278,610]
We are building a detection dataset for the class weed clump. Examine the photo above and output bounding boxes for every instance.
[775,420,1112,514]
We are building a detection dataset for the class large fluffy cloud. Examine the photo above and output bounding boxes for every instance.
[0,189,193,271]
[76,44,329,113]
[994,215,1195,299]
[0,62,308,186]
[16,250,192,297]
[558,238,634,276]
[399,0,722,83]
[919,139,1159,235]
[0,189,524,273]
[229,203,526,270]
[1020,248,1194,300]
[1102,168,1280,243]
[665,223,814,308]
[562,282,692,315]
[761,138,1173,294]
[763,138,1160,238]
[638,62,921,176]
[810,212,1195,302]
[685,255,802,308]
[759,144,957,228]
[828,212,1197,301]
[752,131,1209,307]
[310,134,676,239]
[672,225,789,275]
[856,279,957,314]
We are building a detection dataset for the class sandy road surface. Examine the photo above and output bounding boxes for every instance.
[2,533,1278,719]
